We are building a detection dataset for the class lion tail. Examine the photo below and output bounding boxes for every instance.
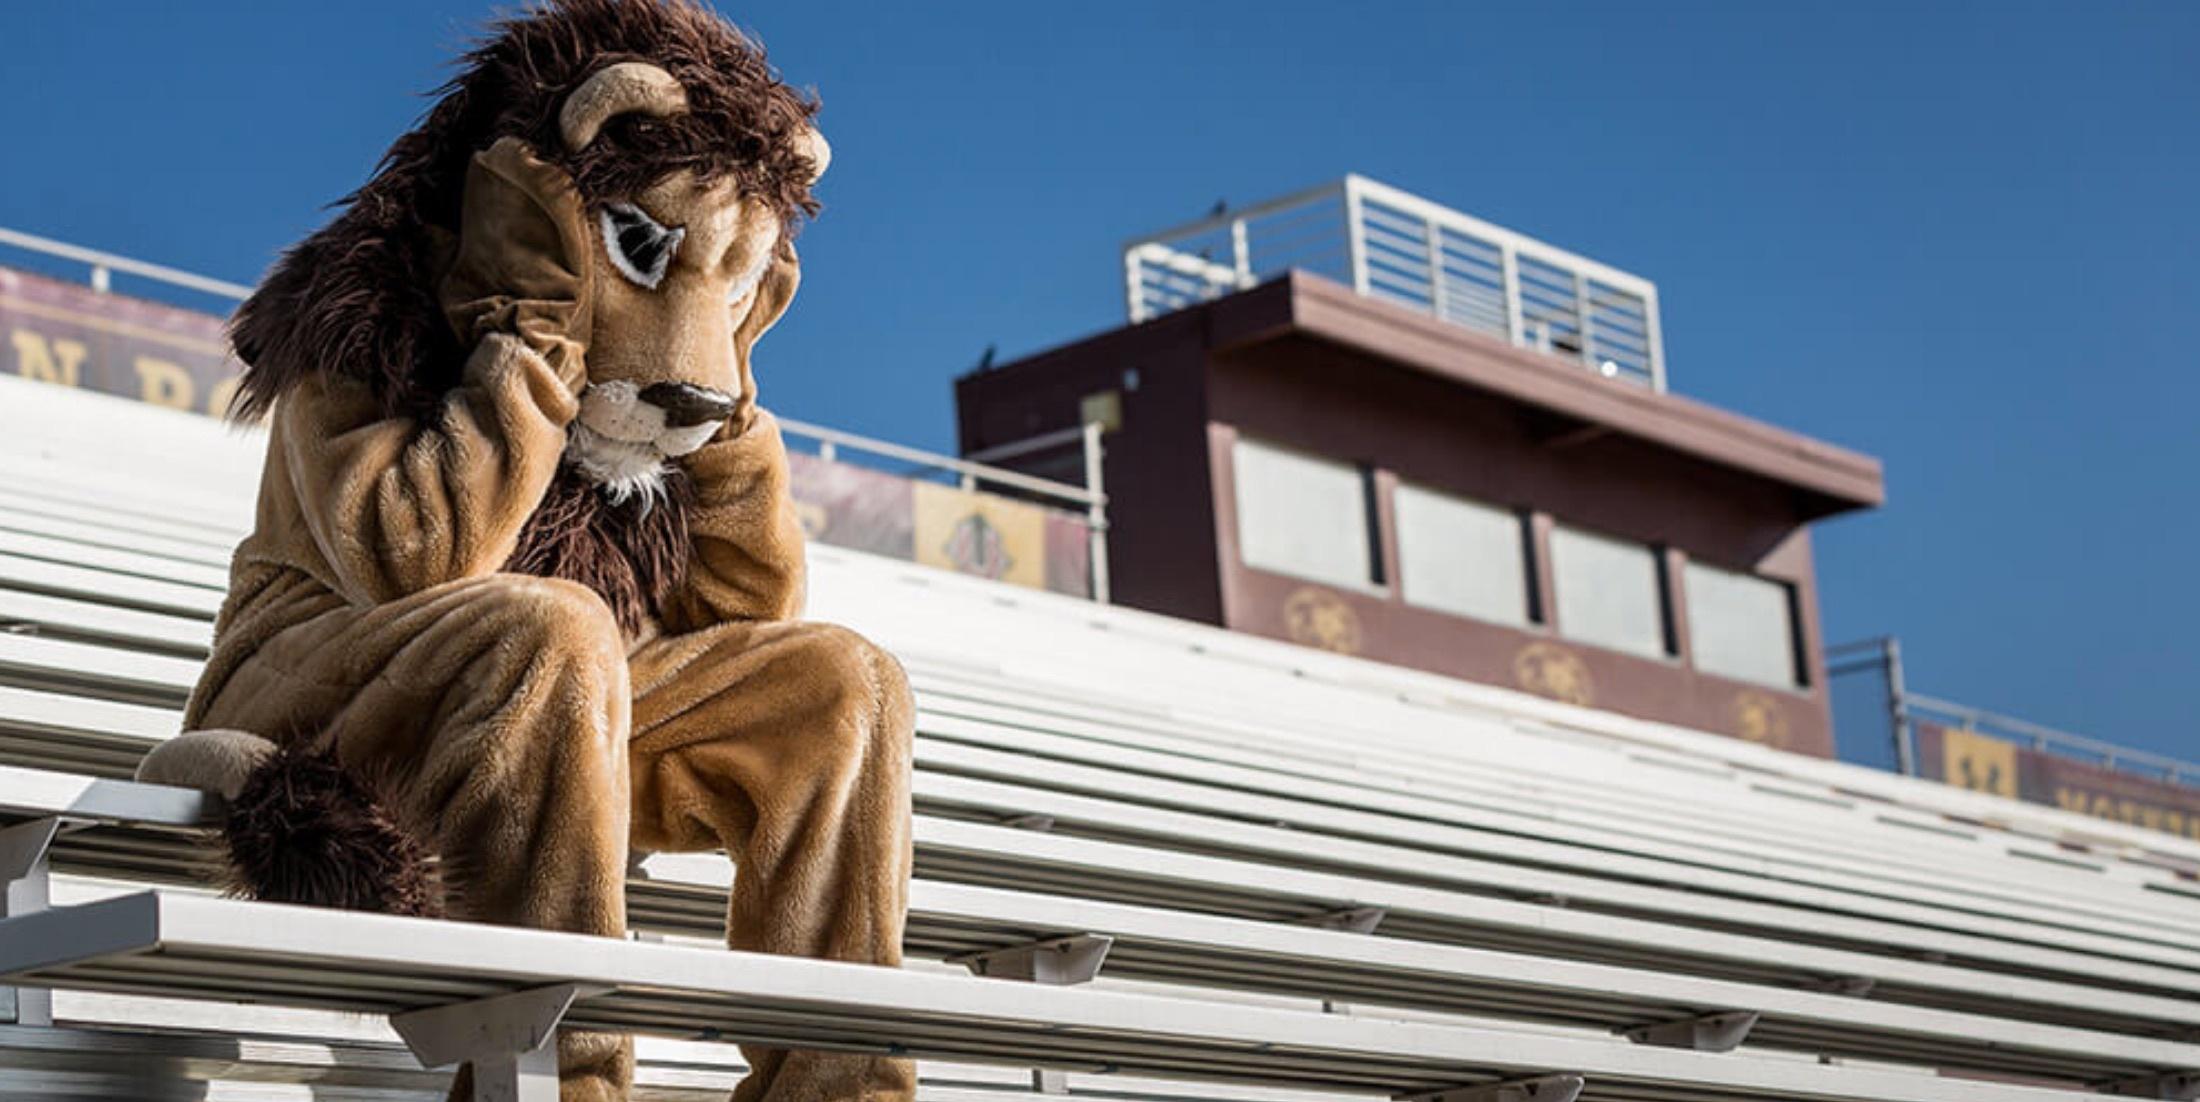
[137,730,442,917]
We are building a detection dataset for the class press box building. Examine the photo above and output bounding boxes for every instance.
[957,177,1885,757]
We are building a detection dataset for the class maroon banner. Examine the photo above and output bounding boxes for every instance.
[1916,722,2200,843]
[1,265,242,417]
[784,452,1095,599]
[1,263,1097,599]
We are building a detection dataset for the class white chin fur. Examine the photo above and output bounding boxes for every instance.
[566,422,669,509]
[568,381,732,505]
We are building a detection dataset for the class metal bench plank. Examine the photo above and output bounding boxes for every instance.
[0,893,2125,1102]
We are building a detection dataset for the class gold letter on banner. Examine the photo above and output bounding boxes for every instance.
[10,329,88,386]
[1941,729,2018,798]
[133,356,197,410]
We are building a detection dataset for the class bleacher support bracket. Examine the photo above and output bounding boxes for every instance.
[1296,905,1387,933]
[950,934,1112,1091]
[1623,1010,1760,1052]
[390,982,606,1102]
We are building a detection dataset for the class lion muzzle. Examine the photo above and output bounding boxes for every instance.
[567,379,735,505]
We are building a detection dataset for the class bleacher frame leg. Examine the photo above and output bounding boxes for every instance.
[391,982,604,1102]
[0,816,60,1027]
[951,934,1112,1092]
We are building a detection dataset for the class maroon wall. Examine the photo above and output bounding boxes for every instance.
[1203,335,1832,755]
[958,276,1882,758]
[956,311,1225,624]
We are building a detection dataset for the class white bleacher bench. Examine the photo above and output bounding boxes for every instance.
[12,619,2200,1033]
[4,377,2200,1101]
[1,889,2175,1102]
[4,764,2198,1091]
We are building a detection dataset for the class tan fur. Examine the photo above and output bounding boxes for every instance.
[135,729,276,801]
[560,62,690,151]
[185,121,911,1102]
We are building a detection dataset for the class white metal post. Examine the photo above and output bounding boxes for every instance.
[1342,179,1371,297]
[1501,242,1525,351]
[1122,246,1146,324]
[1885,637,1915,776]
[1083,420,1110,604]
[1423,216,1447,324]
[1230,217,1252,288]
[1573,271,1596,370]
[1642,285,1668,392]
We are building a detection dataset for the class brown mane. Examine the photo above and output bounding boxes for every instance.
[227,0,820,422]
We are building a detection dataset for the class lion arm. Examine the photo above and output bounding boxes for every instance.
[274,333,583,604]
[661,408,807,630]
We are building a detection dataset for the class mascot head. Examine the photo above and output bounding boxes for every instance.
[230,0,825,503]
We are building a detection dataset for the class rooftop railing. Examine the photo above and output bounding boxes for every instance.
[1123,175,1667,390]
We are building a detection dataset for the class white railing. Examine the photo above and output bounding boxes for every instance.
[1828,637,2198,787]
[1904,692,2197,787]
[0,225,254,301]
[1123,175,1667,391]
[0,225,1111,600]
[782,418,1110,603]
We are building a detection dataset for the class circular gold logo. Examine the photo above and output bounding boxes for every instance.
[1514,642,1594,707]
[1282,588,1362,655]
[1731,689,1791,750]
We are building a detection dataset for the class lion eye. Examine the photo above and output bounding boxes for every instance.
[600,203,684,289]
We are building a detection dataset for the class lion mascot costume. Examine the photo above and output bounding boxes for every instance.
[133,3,917,1100]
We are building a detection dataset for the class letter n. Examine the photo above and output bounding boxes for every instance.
[10,329,88,386]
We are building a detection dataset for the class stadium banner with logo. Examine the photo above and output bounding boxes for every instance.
[1,266,243,418]
[5,263,1098,600]
[779,450,1096,600]
[1916,722,2200,843]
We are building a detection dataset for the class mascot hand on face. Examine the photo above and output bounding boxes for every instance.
[133,3,917,1099]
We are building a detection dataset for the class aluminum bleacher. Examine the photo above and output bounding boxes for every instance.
[1,374,2198,1102]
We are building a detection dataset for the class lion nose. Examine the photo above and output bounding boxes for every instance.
[639,382,736,428]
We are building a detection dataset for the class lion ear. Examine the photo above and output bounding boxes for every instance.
[440,137,595,370]
[731,239,800,406]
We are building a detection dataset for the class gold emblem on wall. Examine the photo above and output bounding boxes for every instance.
[1941,728,2019,798]
[911,483,1046,588]
[1282,588,1362,655]
[1513,642,1594,707]
[1730,690,1793,750]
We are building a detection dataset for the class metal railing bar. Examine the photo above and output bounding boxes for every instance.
[1346,174,1659,298]
[1118,179,1349,255]
[777,418,1102,509]
[0,226,254,301]
[1127,178,1667,391]
[1901,691,2200,779]
[961,424,1091,466]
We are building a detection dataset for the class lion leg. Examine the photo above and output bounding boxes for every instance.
[193,573,639,1101]
[628,620,917,1102]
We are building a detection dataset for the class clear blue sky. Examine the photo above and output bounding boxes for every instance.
[3,1,2194,764]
